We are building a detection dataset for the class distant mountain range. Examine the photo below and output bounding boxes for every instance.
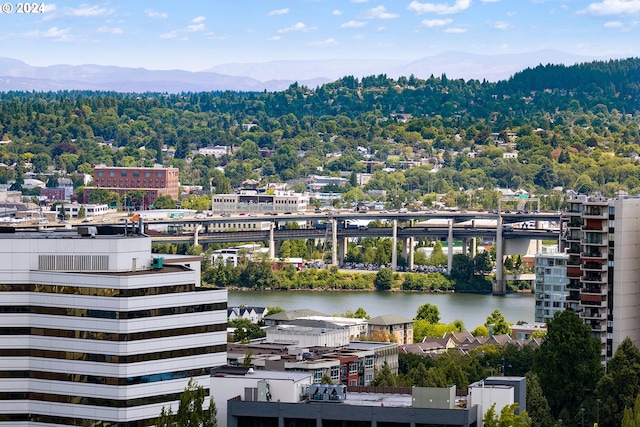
[0,50,614,93]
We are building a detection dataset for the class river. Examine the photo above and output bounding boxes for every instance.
[228,290,535,330]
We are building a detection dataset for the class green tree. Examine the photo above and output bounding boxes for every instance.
[595,337,640,427]
[533,311,603,421]
[266,306,285,316]
[429,240,447,265]
[621,393,640,427]
[374,267,393,291]
[156,378,217,427]
[228,319,266,342]
[485,309,512,336]
[525,373,554,427]
[483,403,531,427]
[371,361,397,387]
[415,302,441,323]
[154,194,177,209]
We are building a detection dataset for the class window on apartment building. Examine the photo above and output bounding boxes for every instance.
[133,171,139,177]
[365,374,373,385]
[157,172,163,178]
[365,356,374,369]
[331,366,340,381]
[314,369,323,383]
[109,171,115,177]
[121,171,127,177]
[145,172,151,178]
[349,363,357,375]
[97,171,103,177]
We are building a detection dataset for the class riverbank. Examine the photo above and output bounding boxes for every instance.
[227,289,536,328]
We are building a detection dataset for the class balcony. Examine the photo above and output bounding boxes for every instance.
[582,224,605,231]
[580,310,602,319]
[581,275,605,285]
[582,250,606,260]
[566,244,582,255]
[581,294,607,308]
[581,284,605,294]
[582,235,607,246]
[582,207,607,219]
[581,262,606,272]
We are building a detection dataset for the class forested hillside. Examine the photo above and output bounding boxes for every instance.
[1,57,639,208]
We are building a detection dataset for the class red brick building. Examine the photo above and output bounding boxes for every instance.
[83,166,180,208]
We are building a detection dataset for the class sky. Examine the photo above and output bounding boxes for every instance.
[1,0,639,72]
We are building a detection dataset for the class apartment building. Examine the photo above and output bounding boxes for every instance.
[0,226,227,426]
[563,194,640,361]
[534,251,569,323]
[83,166,180,207]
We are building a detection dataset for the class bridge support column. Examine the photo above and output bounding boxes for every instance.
[535,220,542,254]
[494,215,506,295]
[338,238,348,267]
[269,222,275,260]
[391,219,398,271]
[470,237,477,258]
[447,219,453,275]
[462,238,468,256]
[407,237,414,271]
[193,224,202,246]
[332,220,338,267]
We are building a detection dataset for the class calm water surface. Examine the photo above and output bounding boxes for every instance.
[228,290,535,330]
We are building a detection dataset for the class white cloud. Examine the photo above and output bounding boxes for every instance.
[421,18,453,27]
[186,23,205,32]
[580,0,640,15]
[408,0,472,15]
[377,25,387,31]
[278,22,315,33]
[160,16,206,38]
[482,0,501,2]
[351,0,368,3]
[500,43,509,49]
[204,32,228,40]
[159,31,178,39]
[24,26,73,41]
[492,21,512,30]
[68,4,113,17]
[97,26,123,34]
[445,27,467,33]
[268,8,290,16]
[332,9,342,15]
[267,35,282,40]
[361,5,399,19]
[145,9,167,19]
[341,20,367,28]
[604,20,624,27]
[309,37,339,46]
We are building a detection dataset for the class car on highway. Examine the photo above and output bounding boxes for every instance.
[220,213,231,217]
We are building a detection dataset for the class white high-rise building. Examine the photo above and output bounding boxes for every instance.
[534,251,569,323]
[0,225,227,426]
[563,194,640,361]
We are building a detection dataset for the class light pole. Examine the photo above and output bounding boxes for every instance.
[580,407,585,427]
[596,398,600,426]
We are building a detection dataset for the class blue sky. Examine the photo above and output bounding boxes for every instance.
[1,0,639,71]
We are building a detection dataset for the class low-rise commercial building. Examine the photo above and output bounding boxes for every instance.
[211,190,308,214]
